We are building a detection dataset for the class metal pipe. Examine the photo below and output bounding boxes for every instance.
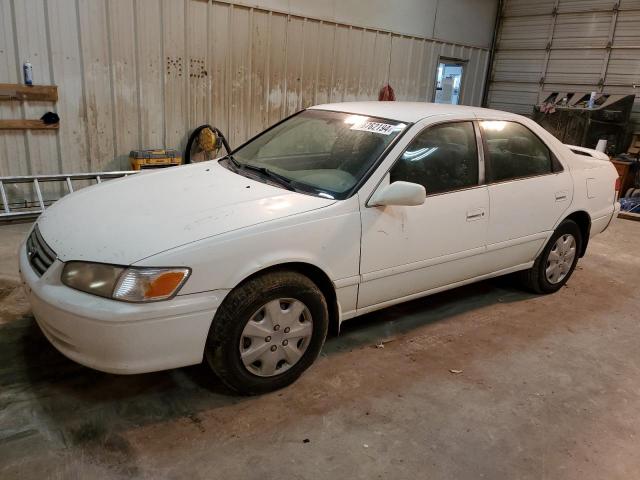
[0,181,9,214]
[482,0,504,107]
[33,179,45,210]
[0,171,138,184]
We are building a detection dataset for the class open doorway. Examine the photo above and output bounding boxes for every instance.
[433,59,465,105]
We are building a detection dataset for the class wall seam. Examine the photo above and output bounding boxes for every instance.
[9,0,31,174]
[105,0,119,167]
[42,0,63,175]
[264,10,271,124]
[74,0,91,171]
[160,0,167,148]
[133,0,142,149]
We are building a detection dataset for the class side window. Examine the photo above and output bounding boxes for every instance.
[390,121,478,195]
[480,121,553,182]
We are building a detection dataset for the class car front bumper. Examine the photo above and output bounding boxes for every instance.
[19,242,228,374]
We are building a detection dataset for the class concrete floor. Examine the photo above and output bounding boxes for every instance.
[1,220,639,479]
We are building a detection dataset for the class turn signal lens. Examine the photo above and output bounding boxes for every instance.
[113,267,190,302]
[146,271,187,298]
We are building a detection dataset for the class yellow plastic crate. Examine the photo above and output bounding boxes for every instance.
[129,149,182,170]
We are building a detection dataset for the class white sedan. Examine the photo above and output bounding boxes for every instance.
[20,102,620,394]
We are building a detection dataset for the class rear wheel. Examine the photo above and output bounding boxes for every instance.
[205,271,328,395]
[519,219,582,294]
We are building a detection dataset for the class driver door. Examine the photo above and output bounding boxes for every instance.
[358,120,490,310]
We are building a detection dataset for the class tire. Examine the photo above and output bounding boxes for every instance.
[519,219,582,294]
[205,271,329,395]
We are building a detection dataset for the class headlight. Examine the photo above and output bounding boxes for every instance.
[61,262,190,302]
[61,262,125,298]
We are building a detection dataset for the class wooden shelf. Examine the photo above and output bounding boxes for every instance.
[0,119,59,130]
[0,83,58,102]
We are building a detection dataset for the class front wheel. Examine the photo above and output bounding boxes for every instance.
[205,271,329,395]
[519,219,582,294]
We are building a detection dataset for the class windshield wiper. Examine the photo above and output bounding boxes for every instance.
[241,163,295,191]
[223,153,242,169]
[222,155,295,191]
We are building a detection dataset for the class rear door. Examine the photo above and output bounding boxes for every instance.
[479,119,573,269]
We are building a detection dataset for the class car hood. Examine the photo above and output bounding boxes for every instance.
[37,161,335,264]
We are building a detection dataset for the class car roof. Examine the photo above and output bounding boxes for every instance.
[308,101,518,123]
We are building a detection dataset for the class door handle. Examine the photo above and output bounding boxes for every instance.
[555,191,568,202]
[466,208,486,221]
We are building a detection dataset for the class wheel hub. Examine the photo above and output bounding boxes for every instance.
[545,234,577,284]
[239,298,313,377]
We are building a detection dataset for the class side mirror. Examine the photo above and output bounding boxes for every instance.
[370,181,426,207]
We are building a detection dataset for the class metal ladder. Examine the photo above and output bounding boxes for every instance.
[0,171,138,223]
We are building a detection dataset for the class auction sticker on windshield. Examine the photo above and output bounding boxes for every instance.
[350,121,396,135]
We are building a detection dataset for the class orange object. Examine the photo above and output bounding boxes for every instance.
[145,271,186,298]
[611,159,633,198]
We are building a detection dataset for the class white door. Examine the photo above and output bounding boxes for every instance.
[358,121,490,310]
[479,120,573,269]
[434,59,465,105]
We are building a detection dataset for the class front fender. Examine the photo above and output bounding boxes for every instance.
[136,198,362,296]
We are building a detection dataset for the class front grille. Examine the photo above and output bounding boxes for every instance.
[26,225,57,276]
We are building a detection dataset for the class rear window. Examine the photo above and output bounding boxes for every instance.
[481,121,553,182]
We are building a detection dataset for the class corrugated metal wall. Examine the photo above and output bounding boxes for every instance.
[487,0,640,130]
[0,0,490,177]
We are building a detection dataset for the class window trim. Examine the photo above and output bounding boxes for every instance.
[477,118,564,185]
[473,120,486,185]
[377,119,484,201]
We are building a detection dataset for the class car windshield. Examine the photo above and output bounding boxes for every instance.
[226,110,407,199]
